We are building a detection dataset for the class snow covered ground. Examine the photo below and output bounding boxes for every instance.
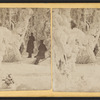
[0,54,51,91]
[53,57,100,92]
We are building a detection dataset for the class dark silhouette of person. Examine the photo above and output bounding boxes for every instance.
[34,40,47,65]
[93,44,99,56]
[26,33,35,58]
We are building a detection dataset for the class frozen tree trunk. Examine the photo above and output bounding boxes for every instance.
[1,9,33,62]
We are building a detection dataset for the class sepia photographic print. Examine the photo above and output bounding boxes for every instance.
[52,8,100,92]
[0,8,51,91]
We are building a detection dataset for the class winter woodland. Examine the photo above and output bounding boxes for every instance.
[0,8,51,90]
[52,8,100,91]
[1,8,100,92]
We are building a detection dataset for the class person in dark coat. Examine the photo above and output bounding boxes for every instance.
[34,40,47,65]
[27,33,35,58]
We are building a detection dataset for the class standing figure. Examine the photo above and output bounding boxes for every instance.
[34,40,47,65]
[93,44,99,56]
[27,33,35,58]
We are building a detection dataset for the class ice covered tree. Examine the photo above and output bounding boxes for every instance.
[0,8,33,62]
[0,8,50,63]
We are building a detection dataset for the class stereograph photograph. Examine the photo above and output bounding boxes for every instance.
[0,8,51,91]
[52,8,100,92]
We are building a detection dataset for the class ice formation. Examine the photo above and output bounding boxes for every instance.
[0,9,33,63]
[52,9,75,74]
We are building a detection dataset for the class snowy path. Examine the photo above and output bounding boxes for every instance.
[53,57,100,92]
[0,55,51,91]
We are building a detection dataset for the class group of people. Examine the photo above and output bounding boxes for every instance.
[26,33,47,65]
